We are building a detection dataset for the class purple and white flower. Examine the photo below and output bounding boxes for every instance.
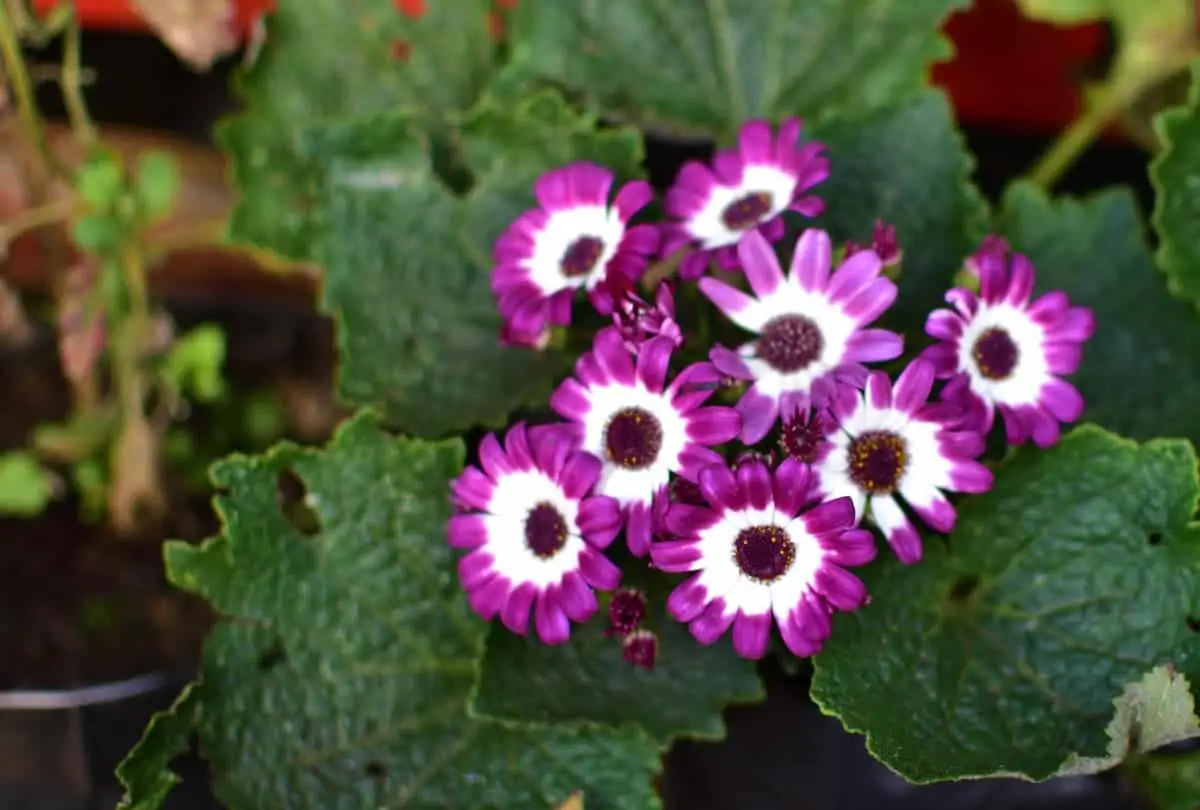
[651,457,876,660]
[492,162,660,347]
[550,327,741,557]
[812,360,994,565]
[447,423,624,645]
[844,218,902,269]
[921,239,1095,448]
[700,228,903,444]
[662,118,829,280]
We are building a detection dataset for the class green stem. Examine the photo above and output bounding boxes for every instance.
[1025,85,1134,190]
[0,1,52,171]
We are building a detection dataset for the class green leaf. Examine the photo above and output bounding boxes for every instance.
[116,681,201,810]
[314,92,642,436]
[811,425,1200,782]
[161,324,227,403]
[1058,664,1200,776]
[134,151,181,221]
[0,450,56,517]
[998,183,1200,446]
[1152,60,1200,306]
[219,0,497,260]
[76,151,125,210]
[160,412,661,810]
[1128,750,1200,810]
[470,560,764,742]
[503,0,969,139]
[806,90,989,335]
[70,213,124,254]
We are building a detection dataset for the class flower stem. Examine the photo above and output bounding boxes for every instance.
[1025,84,1135,190]
[0,1,53,172]
[0,197,75,251]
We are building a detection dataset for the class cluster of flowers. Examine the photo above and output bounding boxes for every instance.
[447,119,1095,663]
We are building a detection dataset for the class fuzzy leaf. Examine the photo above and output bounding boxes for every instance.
[471,559,764,742]
[999,183,1200,447]
[314,93,643,437]
[157,412,661,810]
[116,682,201,810]
[1152,60,1200,306]
[1057,664,1200,775]
[502,0,970,139]
[811,426,1200,781]
[806,90,989,336]
[219,0,497,259]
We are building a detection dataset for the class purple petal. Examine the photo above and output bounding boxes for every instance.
[827,250,883,304]
[535,587,571,645]
[549,378,592,421]
[710,344,755,380]
[687,406,742,445]
[592,327,637,385]
[578,546,622,590]
[560,451,601,500]
[772,458,813,517]
[478,433,511,479]
[667,574,710,622]
[731,611,772,659]
[449,468,493,511]
[910,492,957,533]
[613,179,653,221]
[737,385,780,444]
[530,426,572,479]
[893,359,935,414]
[500,583,536,635]
[690,599,735,644]
[637,336,674,393]
[841,277,898,324]
[845,329,904,363]
[925,309,964,341]
[698,464,743,512]
[779,606,825,658]
[822,528,877,566]
[1028,406,1063,448]
[865,371,892,410]
[679,250,713,280]
[803,496,856,535]
[559,571,599,623]
[626,500,654,557]
[1041,378,1085,423]
[578,495,622,547]
[949,458,994,494]
[736,458,773,510]
[447,515,489,550]
[1044,342,1083,375]
[699,277,758,319]
[736,230,784,298]
[1006,254,1036,305]
[885,521,924,566]
[457,549,495,589]
[650,539,704,572]
[791,592,833,642]
[467,576,509,620]
[789,228,832,292]
[813,565,868,611]
[738,119,775,163]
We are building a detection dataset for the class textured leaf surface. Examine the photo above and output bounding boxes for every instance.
[806,91,989,336]
[503,0,969,139]
[219,0,496,259]
[1128,750,1200,810]
[315,94,643,436]
[116,682,201,810]
[471,561,764,742]
[811,426,1200,781]
[162,413,661,810]
[1000,183,1200,447]
[1058,665,1200,775]
[1152,60,1200,306]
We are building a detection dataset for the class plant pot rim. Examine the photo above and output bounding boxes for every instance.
[0,669,170,711]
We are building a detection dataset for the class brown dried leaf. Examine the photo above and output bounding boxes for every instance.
[554,791,584,810]
[130,0,238,71]
[108,416,165,536]
[56,261,105,386]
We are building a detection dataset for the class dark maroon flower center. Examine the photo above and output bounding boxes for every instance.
[721,191,773,231]
[734,524,796,582]
[560,236,605,278]
[604,407,664,470]
[756,315,824,373]
[780,411,824,462]
[971,327,1019,380]
[847,430,908,494]
[524,502,568,558]
[622,630,658,670]
[606,588,647,637]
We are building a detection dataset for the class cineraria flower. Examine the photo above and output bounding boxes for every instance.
[921,239,1095,448]
[960,234,1010,282]
[447,423,624,645]
[492,162,660,347]
[605,587,648,637]
[611,278,684,355]
[651,457,876,660]
[844,219,902,269]
[662,118,829,280]
[550,327,741,557]
[779,408,824,464]
[700,228,903,444]
[812,361,994,565]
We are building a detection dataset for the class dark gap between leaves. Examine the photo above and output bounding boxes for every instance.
[947,574,981,603]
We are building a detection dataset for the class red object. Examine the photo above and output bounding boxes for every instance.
[36,0,1108,136]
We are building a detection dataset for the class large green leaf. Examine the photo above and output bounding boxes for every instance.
[116,682,201,810]
[314,93,644,437]
[145,412,660,810]
[470,561,764,742]
[502,0,970,139]
[999,183,1200,447]
[811,426,1200,781]
[1128,750,1200,809]
[219,0,496,259]
[806,90,989,336]
[1152,60,1200,306]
